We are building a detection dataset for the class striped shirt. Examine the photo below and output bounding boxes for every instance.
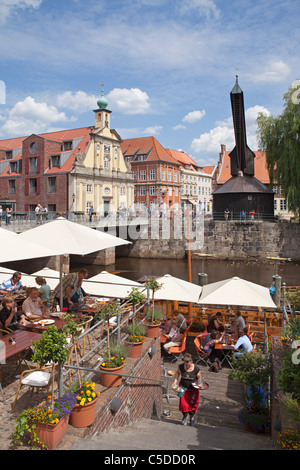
[53,272,78,300]
[0,277,22,292]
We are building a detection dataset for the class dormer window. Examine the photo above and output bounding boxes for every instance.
[9,161,18,173]
[51,155,61,168]
[5,151,12,159]
[63,141,72,151]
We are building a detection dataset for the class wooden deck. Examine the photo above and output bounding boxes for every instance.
[161,337,246,430]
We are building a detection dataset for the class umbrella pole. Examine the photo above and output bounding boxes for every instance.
[59,255,63,311]
[187,208,192,317]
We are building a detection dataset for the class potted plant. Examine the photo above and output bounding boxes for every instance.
[96,300,121,366]
[229,351,271,434]
[125,323,146,358]
[127,287,147,326]
[145,308,163,338]
[13,393,77,450]
[145,277,162,323]
[99,341,128,388]
[31,325,70,409]
[68,380,100,428]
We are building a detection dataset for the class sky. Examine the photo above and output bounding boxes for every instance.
[0,0,299,166]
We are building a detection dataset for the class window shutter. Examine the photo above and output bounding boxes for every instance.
[25,158,29,174]
[36,177,40,194]
[25,178,29,195]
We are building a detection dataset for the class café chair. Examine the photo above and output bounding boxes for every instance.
[168,332,187,363]
[12,364,54,412]
[76,315,93,357]
[194,337,210,368]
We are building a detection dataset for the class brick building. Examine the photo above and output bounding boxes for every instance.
[121,136,181,212]
[0,89,134,217]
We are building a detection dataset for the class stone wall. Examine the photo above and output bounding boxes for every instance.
[128,219,300,261]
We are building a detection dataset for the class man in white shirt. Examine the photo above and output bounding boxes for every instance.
[233,327,253,358]
[22,287,45,320]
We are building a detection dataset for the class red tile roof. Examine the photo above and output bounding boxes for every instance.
[0,126,92,176]
[121,137,180,165]
[217,148,270,185]
[165,149,199,171]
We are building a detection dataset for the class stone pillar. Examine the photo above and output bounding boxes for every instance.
[272,275,282,307]
[198,273,208,286]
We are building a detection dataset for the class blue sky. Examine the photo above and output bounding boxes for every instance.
[0,0,299,165]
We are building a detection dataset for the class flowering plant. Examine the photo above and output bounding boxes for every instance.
[75,381,100,406]
[127,334,145,343]
[101,341,128,369]
[277,426,300,450]
[13,394,77,449]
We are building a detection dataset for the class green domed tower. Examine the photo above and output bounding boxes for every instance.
[94,82,111,129]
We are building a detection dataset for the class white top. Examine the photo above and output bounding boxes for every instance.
[234,335,253,352]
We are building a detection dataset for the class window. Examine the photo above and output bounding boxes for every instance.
[168,187,172,196]
[120,186,125,195]
[175,187,178,196]
[29,178,37,194]
[48,204,56,212]
[48,177,56,193]
[140,186,145,196]
[63,141,72,151]
[162,170,165,180]
[9,162,18,173]
[133,171,136,180]
[280,199,286,211]
[9,180,15,194]
[168,171,172,181]
[87,184,93,193]
[174,172,177,182]
[274,199,277,210]
[140,170,146,181]
[30,157,37,173]
[5,151,12,159]
[150,186,156,195]
[150,169,155,180]
[51,155,60,168]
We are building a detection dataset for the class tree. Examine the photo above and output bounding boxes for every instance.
[257,81,300,217]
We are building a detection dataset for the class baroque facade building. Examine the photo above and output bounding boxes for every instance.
[0,89,134,217]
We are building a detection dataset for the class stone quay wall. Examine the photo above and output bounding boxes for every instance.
[128,219,300,261]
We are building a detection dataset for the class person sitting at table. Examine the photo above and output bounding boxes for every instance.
[173,310,187,333]
[196,322,208,342]
[235,311,245,336]
[163,319,181,354]
[22,287,46,320]
[207,311,223,333]
[0,271,23,295]
[52,269,89,309]
[0,295,28,331]
[202,329,224,363]
[232,327,253,358]
[35,276,51,307]
[216,324,225,340]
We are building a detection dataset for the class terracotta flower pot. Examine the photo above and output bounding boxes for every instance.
[146,323,161,338]
[31,415,69,450]
[100,363,124,387]
[69,397,98,428]
[126,340,144,358]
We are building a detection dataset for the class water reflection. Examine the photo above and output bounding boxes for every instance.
[75,257,300,287]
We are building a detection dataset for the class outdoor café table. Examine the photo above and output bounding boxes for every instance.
[19,317,66,332]
[215,343,235,369]
[0,329,42,404]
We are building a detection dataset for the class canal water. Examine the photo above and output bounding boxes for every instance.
[76,256,300,288]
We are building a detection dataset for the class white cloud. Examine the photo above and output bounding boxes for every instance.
[143,125,162,135]
[191,105,271,156]
[251,60,291,83]
[0,0,42,25]
[0,96,69,137]
[182,109,206,123]
[173,124,186,131]
[56,90,97,112]
[107,88,150,115]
